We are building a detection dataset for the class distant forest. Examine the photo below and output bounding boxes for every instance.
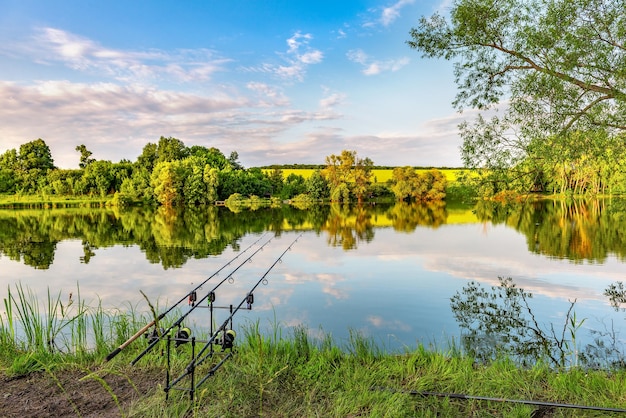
[0,137,450,207]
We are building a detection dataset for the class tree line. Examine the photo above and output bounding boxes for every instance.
[0,137,447,206]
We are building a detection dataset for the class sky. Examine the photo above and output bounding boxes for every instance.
[0,0,468,169]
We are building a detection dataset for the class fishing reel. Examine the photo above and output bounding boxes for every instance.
[215,329,236,350]
[174,327,192,347]
[144,327,164,344]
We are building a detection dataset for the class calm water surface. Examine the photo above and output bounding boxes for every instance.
[1,200,625,353]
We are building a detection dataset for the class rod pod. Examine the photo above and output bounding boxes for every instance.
[105,233,268,362]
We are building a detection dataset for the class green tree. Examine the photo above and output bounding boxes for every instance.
[228,151,243,170]
[409,0,626,191]
[0,148,18,193]
[151,161,183,207]
[281,173,306,199]
[136,142,158,172]
[120,167,153,202]
[305,169,329,200]
[268,168,284,196]
[16,139,55,192]
[203,166,219,203]
[75,144,95,169]
[182,157,207,205]
[83,160,115,197]
[157,136,189,163]
[189,145,229,170]
[323,150,373,202]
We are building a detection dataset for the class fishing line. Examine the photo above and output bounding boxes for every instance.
[131,234,276,365]
[105,232,268,362]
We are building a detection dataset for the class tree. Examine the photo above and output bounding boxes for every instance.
[17,139,55,192]
[305,169,329,200]
[391,168,447,202]
[189,145,228,170]
[322,150,373,202]
[0,148,18,193]
[83,160,114,197]
[136,142,158,172]
[352,157,374,203]
[156,136,189,163]
[391,167,415,201]
[268,168,284,196]
[75,144,95,169]
[281,173,306,199]
[409,0,626,189]
[203,166,219,203]
[151,161,183,207]
[228,151,243,170]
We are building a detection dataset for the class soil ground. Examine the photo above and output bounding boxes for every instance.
[0,368,162,418]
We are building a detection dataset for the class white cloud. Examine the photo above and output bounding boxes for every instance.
[347,49,409,75]
[381,0,416,26]
[255,31,324,82]
[319,92,346,109]
[7,27,228,83]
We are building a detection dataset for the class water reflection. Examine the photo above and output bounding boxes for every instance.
[1,199,625,356]
[474,199,626,261]
[4,199,624,269]
[451,277,626,368]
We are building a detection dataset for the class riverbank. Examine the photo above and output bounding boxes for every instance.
[2,329,626,417]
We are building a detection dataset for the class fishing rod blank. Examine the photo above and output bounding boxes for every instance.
[167,232,303,391]
[131,235,275,365]
[105,233,268,362]
[373,387,626,413]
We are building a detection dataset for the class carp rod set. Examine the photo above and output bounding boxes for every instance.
[163,232,303,400]
[105,232,270,362]
[105,232,303,400]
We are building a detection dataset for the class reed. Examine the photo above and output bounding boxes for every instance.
[0,284,151,374]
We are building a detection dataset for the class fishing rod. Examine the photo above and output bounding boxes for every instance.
[130,234,276,366]
[372,387,626,413]
[105,233,268,362]
[166,232,303,392]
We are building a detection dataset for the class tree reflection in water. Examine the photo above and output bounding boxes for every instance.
[451,277,626,369]
[1,198,625,269]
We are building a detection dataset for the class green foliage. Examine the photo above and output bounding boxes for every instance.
[281,173,307,199]
[323,150,374,202]
[75,144,95,169]
[151,161,183,207]
[409,0,626,196]
[451,277,595,368]
[155,136,189,164]
[391,167,447,202]
[305,169,330,200]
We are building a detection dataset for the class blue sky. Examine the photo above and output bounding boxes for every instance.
[0,0,468,169]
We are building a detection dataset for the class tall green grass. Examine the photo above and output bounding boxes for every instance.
[128,321,626,417]
[2,287,626,417]
[0,284,148,375]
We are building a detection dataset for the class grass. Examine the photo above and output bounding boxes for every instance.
[2,285,626,417]
[0,193,111,208]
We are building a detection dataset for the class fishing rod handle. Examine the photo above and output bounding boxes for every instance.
[105,317,159,361]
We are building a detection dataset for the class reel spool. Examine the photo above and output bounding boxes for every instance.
[175,327,192,347]
[145,327,164,344]
[215,329,236,350]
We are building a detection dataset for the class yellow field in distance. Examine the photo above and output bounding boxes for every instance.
[265,168,465,184]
